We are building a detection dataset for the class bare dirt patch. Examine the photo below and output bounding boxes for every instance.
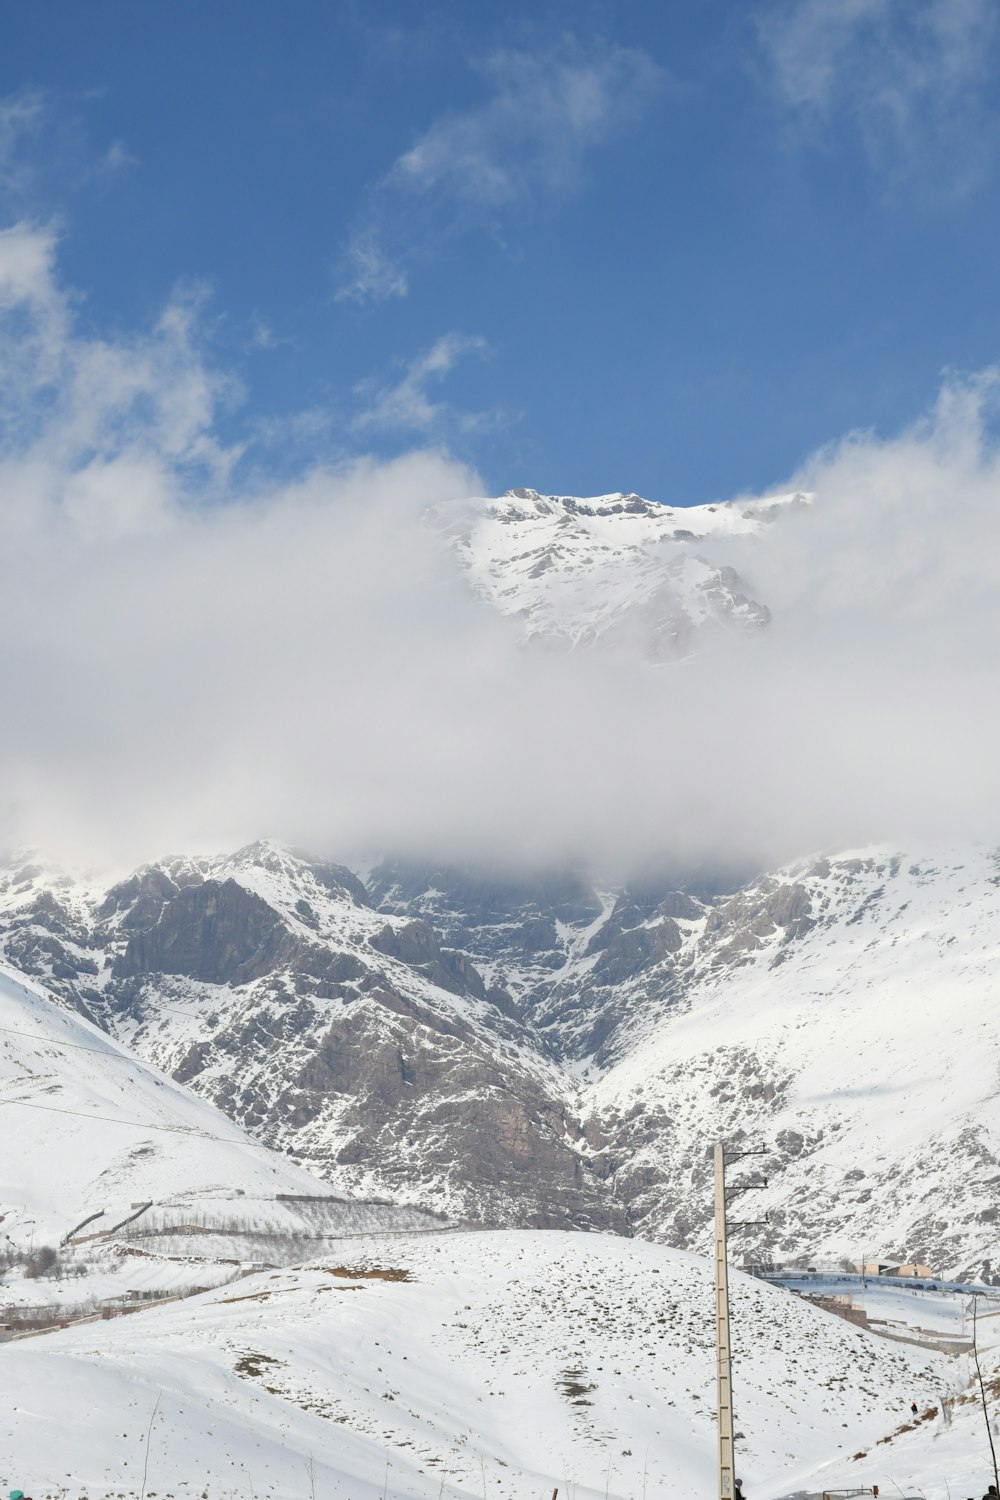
[558,1368,597,1405]
[234,1350,282,1380]
[323,1266,412,1282]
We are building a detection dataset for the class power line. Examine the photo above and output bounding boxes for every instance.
[0,1013,240,1142]
[0,1017,265,1146]
[0,1021,148,1059]
[1,1000,310,1057]
[0,1093,225,1139]
[0,983,302,1148]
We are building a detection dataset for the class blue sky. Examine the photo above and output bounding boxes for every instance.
[2,0,1000,503]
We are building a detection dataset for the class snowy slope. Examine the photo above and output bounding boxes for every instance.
[807,1303,1000,1500]
[590,846,1000,1277]
[0,963,439,1259]
[438,488,810,658]
[0,1229,953,1500]
[0,964,327,1244]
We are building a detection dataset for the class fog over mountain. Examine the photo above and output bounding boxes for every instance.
[2,222,999,875]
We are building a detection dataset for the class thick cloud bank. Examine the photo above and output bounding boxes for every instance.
[0,223,998,875]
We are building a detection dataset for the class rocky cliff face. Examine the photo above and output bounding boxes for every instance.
[2,840,999,1277]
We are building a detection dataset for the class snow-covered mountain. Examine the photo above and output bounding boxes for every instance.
[438,487,810,657]
[0,843,618,1234]
[588,845,1000,1274]
[2,838,999,1277]
[371,845,1000,1277]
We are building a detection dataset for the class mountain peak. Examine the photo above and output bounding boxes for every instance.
[450,485,793,658]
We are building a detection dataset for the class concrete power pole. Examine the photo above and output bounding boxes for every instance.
[714,1141,768,1500]
[715,1142,736,1500]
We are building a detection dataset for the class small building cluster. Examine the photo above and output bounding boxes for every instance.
[855,1260,934,1278]
[741,1255,937,1280]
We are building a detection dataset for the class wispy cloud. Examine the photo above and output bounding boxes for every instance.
[335,36,664,303]
[0,87,138,213]
[352,332,494,436]
[755,0,1000,193]
[244,312,299,354]
[0,89,46,197]
[338,231,410,305]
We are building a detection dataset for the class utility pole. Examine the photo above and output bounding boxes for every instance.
[714,1143,736,1500]
[714,1142,768,1500]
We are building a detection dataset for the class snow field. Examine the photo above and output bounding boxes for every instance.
[0,1230,952,1500]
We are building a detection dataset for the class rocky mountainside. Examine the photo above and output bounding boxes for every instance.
[2,839,998,1278]
[587,846,1000,1276]
[0,843,619,1233]
[371,845,1000,1279]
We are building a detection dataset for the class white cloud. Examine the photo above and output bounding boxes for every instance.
[0,226,239,524]
[335,37,664,303]
[244,312,300,354]
[756,0,1000,191]
[1,225,999,877]
[0,219,62,310]
[391,42,661,205]
[247,314,278,350]
[352,332,492,435]
[0,221,72,421]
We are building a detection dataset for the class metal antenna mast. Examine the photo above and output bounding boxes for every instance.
[714,1141,768,1500]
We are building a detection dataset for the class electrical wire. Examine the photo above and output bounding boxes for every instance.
[0,1095,219,1137]
[0,1021,146,1058]
[0,991,295,1146]
[0,1024,249,1144]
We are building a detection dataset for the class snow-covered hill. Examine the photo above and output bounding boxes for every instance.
[0,1229,957,1500]
[0,961,445,1303]
[0,963,329,1246]
[438,487,810,658]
